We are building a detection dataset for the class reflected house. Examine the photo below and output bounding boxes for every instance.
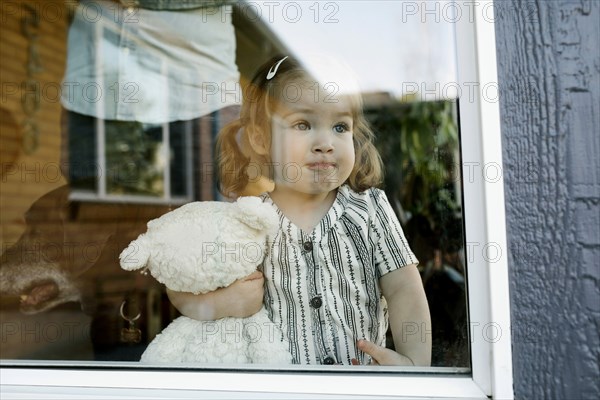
[0,2,291,361]
[1,1,466,367]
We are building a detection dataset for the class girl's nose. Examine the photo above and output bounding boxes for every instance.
[312,135,334,153]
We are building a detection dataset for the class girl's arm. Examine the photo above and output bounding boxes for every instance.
[166,271,265,320]
[358,264,432,366]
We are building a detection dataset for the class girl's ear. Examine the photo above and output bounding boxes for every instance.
[248,126,268,156]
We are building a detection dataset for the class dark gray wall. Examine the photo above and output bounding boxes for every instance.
[494,1,599,399]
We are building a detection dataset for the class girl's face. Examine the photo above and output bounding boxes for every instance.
[268,78,356,198]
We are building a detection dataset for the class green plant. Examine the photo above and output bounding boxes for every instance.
[368,99,469,367]
[368,99,462,259]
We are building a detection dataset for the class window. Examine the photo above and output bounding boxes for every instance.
[0,1,513,398]
[68,118,195,204]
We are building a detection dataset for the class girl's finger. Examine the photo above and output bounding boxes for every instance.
[358,340,387,365]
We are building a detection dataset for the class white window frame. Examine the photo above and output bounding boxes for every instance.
[0,2,513,398]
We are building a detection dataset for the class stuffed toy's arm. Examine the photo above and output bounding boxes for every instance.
[167,270,265,320]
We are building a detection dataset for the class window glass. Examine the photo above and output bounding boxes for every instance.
[1,0,468,370]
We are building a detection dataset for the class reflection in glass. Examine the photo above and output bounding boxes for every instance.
[367,99,468,367]
[1,1,469,370]
[105,121,165,197]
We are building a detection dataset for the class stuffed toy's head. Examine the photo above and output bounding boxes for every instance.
[119,197,278,294]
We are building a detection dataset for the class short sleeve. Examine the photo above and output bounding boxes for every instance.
[369,189,418,277]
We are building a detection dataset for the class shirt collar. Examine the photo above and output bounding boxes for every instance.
[260,185,350,243]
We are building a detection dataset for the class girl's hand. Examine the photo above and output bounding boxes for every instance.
[220,270,265,317]
[167,270,265,320]
[353,339,415,366]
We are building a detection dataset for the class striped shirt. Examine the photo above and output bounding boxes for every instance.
[260,185,418,365]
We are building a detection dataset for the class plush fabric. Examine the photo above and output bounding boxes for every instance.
[120,197,292,364]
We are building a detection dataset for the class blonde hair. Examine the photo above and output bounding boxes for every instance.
[216,56,383,198]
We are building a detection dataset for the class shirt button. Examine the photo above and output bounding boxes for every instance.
[303,241,313,252]
[323,355,336,365]
[310,296,322,309]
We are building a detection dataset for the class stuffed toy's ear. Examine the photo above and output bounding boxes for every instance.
[119,234,151,271]
[236,196,279,233]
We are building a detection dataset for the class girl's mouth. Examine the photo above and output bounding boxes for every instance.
[306,162,336,170]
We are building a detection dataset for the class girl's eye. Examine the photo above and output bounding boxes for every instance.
[293,121,310,131]
[333,123,350,133]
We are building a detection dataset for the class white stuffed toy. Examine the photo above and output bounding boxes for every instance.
[119,197,292,364]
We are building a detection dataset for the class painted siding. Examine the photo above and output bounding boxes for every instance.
[494,1,599,398]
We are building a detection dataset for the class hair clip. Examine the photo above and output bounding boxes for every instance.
[266,56,289,80]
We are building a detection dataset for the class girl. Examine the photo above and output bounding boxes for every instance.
[168,56,431,366]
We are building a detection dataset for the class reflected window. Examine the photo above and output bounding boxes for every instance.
[67,115,194,202]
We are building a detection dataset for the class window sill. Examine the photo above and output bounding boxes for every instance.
[1,363,486,399]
